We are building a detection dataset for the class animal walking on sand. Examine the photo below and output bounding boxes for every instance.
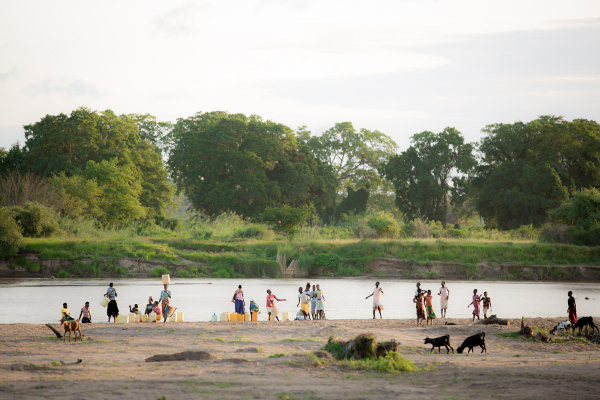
[365,281,384,319]
[572,317,599,335]
[456,332,486,354]
[438,281,450,318]
[60,318,82,343]
[424,334,453,353]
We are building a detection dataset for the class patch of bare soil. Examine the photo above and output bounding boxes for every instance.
[0,317,599,399]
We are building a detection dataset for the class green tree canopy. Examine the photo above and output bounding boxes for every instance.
[297,122,397,190]
[261,204,313,239]
[168,111,337,218]
[23,107,173,218]
[380,128,476,224]
[550,188,600,231]
[472,116,600,229]
[0,142,27,176]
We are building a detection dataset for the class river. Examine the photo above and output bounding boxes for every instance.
[2,278,599,324]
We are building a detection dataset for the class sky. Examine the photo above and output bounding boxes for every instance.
[1,0,599,151]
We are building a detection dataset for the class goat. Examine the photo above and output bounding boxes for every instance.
[572,317,599,335]
[549,320,571,335]
[456,332,486,354]
[424,334,454,353]
[60,318,82,343]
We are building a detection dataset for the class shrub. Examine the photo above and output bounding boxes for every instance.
[0,207,23,259]
[177,269,190,278]
[428,220,444,238]
[10,201,60,238]
[150,267,171,277]
[261,204,312,239]
[367,212,400,238]
[231,224,270,240]
[28,263,41,273]
[403,218,429,238]
[539,223,572,243]
[57,270,70,278]
[314,253,341,269]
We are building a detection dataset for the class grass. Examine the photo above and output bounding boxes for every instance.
[339,352,423,373]
[281,338,325,343]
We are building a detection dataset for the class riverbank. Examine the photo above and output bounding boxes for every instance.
[1,317,599,399]
[2,237,600,281]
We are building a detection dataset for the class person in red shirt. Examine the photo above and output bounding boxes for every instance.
[266,289,286,321]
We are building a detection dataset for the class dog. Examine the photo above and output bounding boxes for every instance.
[424,334,454,354]
[572,317,599,335]
[60,318,82,343]
[549,320,571,335]
[456,332,486,354]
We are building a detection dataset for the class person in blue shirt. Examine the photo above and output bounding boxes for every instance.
[105,283,118,323]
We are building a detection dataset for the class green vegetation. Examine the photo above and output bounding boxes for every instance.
[339,352,421,373]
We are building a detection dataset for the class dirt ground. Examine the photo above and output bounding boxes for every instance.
[1,316,599,400]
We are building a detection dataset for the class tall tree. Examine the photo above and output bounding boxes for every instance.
[380,128,476,224]
[298,122,397,190]
[0,142,27,176]
[23,107,173,218]
[472,116,600,229]
[168,111,337,218]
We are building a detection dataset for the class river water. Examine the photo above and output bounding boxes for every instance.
[2,278,599,324]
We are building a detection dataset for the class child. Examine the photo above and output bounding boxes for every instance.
[266,289,286,321]
[413,289,425,326]
[145,297,154,315]
[296,287,310,320]
[468,289,481,321]
[152,301,162,319]
[425,290,436,326]
[481,291,492,318]
[61,303,75,321]
[78,302,92,323]
[129,304,139,315]
[249,299,260,314]
[365,281,384,319]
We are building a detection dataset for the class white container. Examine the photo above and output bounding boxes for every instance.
[134,315,141,323]
[220,313,228,322]
[169,313,177,322]
[282,312,290,321]
[162,274,170,285]
[211,314,217,322]
[128,313,136,323]
[142,314,148,323]
[176,312,184,322]
[100,297,109,307]
[149,312,156,322]
[245,312,250,321]
[118,315,129,324]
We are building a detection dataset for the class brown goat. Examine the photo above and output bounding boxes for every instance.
[60,318,82,343]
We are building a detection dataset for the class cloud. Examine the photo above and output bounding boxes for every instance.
[153,3,203,35]
[25,79,100,97]
[0,68,17,82]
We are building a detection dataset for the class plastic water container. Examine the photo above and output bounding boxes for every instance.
[251,312,257,321]
[282,312,290,321]
[169,313,177,322]
[149,312,156,322]
[245,312,250,321]
[238,313,245,322]
[212,313,217,322]
[134,315,141,323]
[100,297,109,307]
[118,315,129,324]
[176,312,184,322]
[230,312,238,322]
[128,313,136,323]
[220,313,228,322]
[162,274,170,285]
[142,314,148,323]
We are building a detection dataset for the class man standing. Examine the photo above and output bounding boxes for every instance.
[159,284,172,323]
[438,281,450,318]
[365,281,384,319]
[568,291,577,326]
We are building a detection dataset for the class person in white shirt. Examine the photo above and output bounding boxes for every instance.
[438,281,450,318]
[365,281,385,319]
[296,286,310,320]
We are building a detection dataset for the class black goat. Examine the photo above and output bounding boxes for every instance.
[572,317,599,335]
[424,334,454,354]
[456,332,486,354]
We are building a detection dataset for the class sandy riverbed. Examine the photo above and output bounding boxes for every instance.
[1,317,599,399]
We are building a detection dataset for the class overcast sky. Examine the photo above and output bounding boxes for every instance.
[1,0,599,151]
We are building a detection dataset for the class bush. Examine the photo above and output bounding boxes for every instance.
[150,267,171,277]
[367,212,400,238]
[0,207,23,259]
[261,204,312,239]
[10,201,60,238]
[231,224,270,240]
[539,223,572,243]
[403,218,429,238]
[314,253,341,269]
[177,269,190,278]
[57,270,70,278]
[28,262,41,273]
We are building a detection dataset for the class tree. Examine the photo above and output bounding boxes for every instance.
[0,142,27,176]
[380,128,476,224]
[261,204,313,239]
[322,187,369,223]
[122,113,174,158]
[168,112,337,218]
[48,173,103,219]
[0,207,23,259]
[298,122,397,190]
[23,107,173,218]
[550,188,600,231]
[472,116,600,229]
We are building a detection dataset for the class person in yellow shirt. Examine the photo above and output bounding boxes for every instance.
[61,303,75,321]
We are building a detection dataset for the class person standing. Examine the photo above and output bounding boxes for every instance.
[438,281,450,318]
[105,282,118,323]
[365,281,384,319]
[297,287,310,320]
[468,289,481,321]
[79,301,92,323]
[568,291,577,326]
[266,289,286,321]
[414,289,426,326]
[309,284,317,320]
[481,291,492,318]
[415,282,422,295]
[159,284,172,323]
[315,284,325,320]
[232,285,246,315]
[425,290,436,326]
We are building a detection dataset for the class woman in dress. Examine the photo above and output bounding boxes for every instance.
[232,285,245,315]
[468,289,481,321]
[413,288,426,326]
[105,282,118,323]
[315,284,325,320]
[365,281,384,319]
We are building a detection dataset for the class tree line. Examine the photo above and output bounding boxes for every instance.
[2,107,600,247]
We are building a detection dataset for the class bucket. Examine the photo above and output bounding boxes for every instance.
[282,312,290,321]
[176,312,184,322]
[162,274,170,285]
[100,297,109,307]
[245,312,250,321]
[251,312,257,321]
[220,313,228,322]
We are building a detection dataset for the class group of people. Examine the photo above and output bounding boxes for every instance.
[230,282,326,321]
[367,281,493,326]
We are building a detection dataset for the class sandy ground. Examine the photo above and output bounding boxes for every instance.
[1,316,599,400]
